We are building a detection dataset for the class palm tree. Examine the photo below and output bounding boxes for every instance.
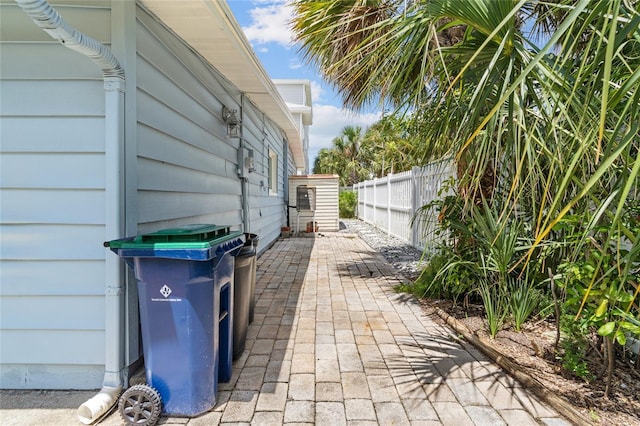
[313,126,369,186]
[362,115,415,176]
[293,0,640,394]
[313,148,341,176]
[333,125,368,185]
[293,0,639,259]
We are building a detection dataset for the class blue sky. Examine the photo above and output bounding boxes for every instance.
[226,0,381,167]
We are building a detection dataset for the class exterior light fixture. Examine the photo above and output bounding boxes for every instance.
[222,106,241,138]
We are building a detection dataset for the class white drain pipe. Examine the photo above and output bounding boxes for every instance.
[76,385,122,424]
[15,0,126,423]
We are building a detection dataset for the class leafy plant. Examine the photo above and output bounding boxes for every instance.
[508,275,542,332]
[294,0,640,400]
[470,202,536,336]
[558,227,640,395]
[418,195,549,335]
[339,190,357,218]
[478,279,508,339]
[410,247,479,305]
[558,314,593,381]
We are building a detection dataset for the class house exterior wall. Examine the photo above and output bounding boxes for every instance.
[288,175,339,233]
[241,105,289,249]
[0,1,112,389]
[135,4,292,249]
[135,6,244,233]
[0,0,305,390]
[274,80,312,174]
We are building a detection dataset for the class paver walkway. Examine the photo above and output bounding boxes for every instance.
[188,234,569,425]
[0,233,572,425]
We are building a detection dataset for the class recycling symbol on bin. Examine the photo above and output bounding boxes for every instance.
[160,285,172,298]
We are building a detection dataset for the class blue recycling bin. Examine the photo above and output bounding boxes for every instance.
[107,225,244,417]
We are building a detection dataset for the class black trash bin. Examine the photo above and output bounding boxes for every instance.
[232,242,255,360]
[244,233,259,323]
[232,233,259,360]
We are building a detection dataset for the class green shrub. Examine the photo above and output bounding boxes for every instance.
[339,190,357,218]
[409,247,479,304]
[508,275,542,332]
[479,279,509,338]
[559,315,593,381]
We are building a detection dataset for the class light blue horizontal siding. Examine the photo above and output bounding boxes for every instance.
[136,56,227,140]
[0,364,104,390]
[0,260,105,296]
[138,158,240,194]
[0,2,111,43]
[135,9,244,231]
[0,224,106,260]
[1,189,105,224]
[1,330,104,365]
[0,43,104,79]
[136,91,237,163]
[137,125,229,174]
[0,117,104,153]
[240,98,289,247]
[136,10,234,110]
[1,154,105,189]
[137,192,242,224]
[0,80,104,116]
[1,296,105,330]
[0,38,107,387]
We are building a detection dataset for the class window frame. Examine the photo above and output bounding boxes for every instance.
[268,148,278,196]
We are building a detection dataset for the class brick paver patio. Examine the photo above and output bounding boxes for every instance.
[2,233,571,425]
[190,233,570,425]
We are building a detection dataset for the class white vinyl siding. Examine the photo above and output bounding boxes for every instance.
[0,2,110,389]
[276,84,305,105]
[273,81,312,174]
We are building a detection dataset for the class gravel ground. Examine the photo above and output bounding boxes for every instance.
[339,218,425,281]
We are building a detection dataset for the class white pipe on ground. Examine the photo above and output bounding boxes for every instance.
[77,385,122,425]
[15,1,127,423]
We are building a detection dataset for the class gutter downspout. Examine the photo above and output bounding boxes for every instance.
[283,137,290,228]
[240,94,250,234]
[15,0,126,423]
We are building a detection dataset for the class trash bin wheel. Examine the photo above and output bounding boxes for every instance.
[118,384,162,426]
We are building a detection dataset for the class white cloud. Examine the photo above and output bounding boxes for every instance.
[308,104,381,166]
[289,59,303,70]
[242,1,294,47]
[309,80,325,103]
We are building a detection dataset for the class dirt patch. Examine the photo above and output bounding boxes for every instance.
[421,299,640,426]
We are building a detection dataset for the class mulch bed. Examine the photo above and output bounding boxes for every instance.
[421,299,640,426]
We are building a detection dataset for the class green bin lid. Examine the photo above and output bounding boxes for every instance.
[109,224,242,250]
[138,224,230,242]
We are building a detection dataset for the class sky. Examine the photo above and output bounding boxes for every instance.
[226,0,381,169]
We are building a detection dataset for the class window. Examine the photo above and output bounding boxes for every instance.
[268,149,278,195]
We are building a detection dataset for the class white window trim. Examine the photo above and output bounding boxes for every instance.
[268,149,278,196]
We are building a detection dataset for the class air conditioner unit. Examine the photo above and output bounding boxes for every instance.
[296,185,316,211]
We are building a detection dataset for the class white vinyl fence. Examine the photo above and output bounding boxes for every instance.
[354,160,455,251]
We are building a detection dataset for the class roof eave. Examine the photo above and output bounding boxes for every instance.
[138,0,306,169]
